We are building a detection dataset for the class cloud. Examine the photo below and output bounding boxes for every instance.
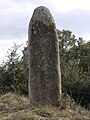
[55,9,90,40]
[0,0,53,40]
[0,0,90,41]
[0,11,29,39]
[0,0,90,63]
[0,0,35,40]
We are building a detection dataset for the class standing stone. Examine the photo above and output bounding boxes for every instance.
[28,6,61,106]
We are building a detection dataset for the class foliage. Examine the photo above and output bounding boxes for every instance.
[0,30,90,108]
[57,29,90,108]
[0,43,28,94]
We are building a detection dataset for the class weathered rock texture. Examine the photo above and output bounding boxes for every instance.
[28,6,61,106]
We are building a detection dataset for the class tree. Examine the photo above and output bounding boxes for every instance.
[0,43,28,94]
[58,30,90,108]
[0,30,90,108]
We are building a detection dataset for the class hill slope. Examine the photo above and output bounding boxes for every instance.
[0,93,90,120]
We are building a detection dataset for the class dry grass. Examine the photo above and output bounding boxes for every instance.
[0,93,90,120]
[0,93,29,107]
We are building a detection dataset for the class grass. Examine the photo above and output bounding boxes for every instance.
[0,93,90,120]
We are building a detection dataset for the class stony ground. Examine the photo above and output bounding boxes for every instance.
[0,93,90,120]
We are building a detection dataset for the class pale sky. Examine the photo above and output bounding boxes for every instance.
[0,0,90,64]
